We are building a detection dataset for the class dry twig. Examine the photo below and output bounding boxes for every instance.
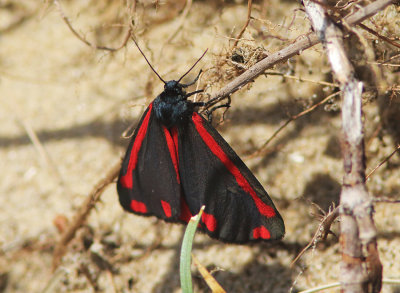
[192,254,226,293]
[291,206,339,266]
[164,0,193,45]
[232,0,253,49]
[52,161,121,270]
[373,197,400,204]
[366,144,400,179]
[359,23,400,49]
[249,91,341,157]
[53,0,132,52]
[265,71,339,87]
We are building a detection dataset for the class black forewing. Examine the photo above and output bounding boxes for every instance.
[177,112,285,243]
[117,103,182,221]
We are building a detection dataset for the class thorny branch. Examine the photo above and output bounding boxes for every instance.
[292,140,400,267]
[291,206,340,266]
[303,0,390,292]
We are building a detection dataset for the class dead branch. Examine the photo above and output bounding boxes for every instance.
[291,206,339,266]
[207,0,393,106]
[366,144,400,179]
[232,0,253,49]
[164,0,193,45]
[303,0,388,292]
[192,254,226,293]
[359,23,400,49]
[264,71,339,87]
[53,0,132,52]
[249,91,340,158]
[52,161,121,270]
[373,197,400,204]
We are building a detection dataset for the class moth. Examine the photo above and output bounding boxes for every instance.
[117,41,284,243]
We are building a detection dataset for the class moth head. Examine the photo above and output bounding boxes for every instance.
[164,80,185,95]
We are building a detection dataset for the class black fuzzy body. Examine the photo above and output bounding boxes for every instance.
[153,80,195,128]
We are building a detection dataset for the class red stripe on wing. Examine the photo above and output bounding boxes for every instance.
[172,127,179,156]
[120,103,153,189]
[192,113,276,218]
[163,126,181,184]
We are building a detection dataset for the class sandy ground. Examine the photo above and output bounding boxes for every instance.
[0,1,399,292]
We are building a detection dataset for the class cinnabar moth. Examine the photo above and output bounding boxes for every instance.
[117,41,285,243]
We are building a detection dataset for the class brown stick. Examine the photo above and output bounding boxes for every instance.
[303,0,387,292]
[54,0,132,52]
[366,144,400,179]
[249,91,341,158]
[232,0,253,48]
[358,23,400,49]
[164,0,193,45]
[52,161,121,270]
[291,206,339,266]
[207,0,394,105]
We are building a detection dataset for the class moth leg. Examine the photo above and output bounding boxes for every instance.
[204,96,231,123]
[181,70,202,88]
[186,89,204,98]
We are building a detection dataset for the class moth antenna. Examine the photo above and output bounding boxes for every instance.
[177,49,208,83]
[132,37,166,84]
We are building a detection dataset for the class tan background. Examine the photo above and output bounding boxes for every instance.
[0,1,399,292]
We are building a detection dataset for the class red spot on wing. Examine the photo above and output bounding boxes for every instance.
[201,211,217,232]
[120,104,153,189]
[253,226,271,239]
[161,200,172,218]
[163,126,180,184]
[130,200,147,213]
[192,113,276,218]
[179,198,193,223]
